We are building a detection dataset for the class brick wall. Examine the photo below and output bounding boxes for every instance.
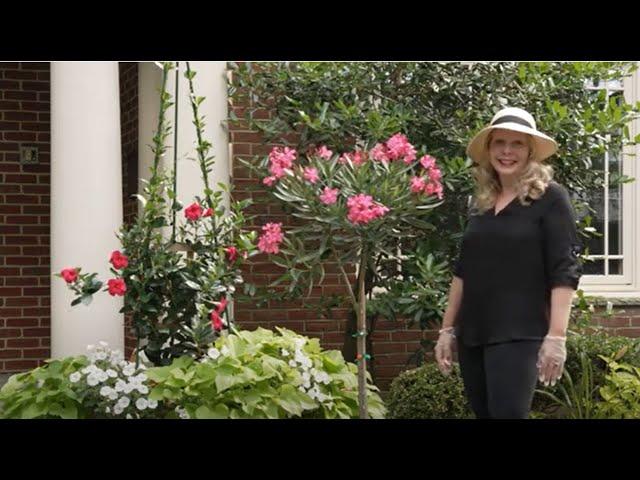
[0,62,51,372]
[118,62,138,358]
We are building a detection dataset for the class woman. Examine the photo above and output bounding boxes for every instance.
[435,107,583,419]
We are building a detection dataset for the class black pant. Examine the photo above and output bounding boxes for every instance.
[457,339,542,419]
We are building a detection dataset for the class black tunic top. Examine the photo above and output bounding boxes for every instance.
[453,181,583,346]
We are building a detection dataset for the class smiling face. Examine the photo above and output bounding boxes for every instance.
[487,129,533,183]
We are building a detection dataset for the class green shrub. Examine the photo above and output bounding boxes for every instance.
[146,327,386,419]
[533,330,640,417]
[386,362,472,419]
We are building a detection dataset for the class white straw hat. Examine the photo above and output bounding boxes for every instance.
[466,107,558,165]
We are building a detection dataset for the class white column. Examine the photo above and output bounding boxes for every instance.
[138,61,230,222]
[51,62,124,358]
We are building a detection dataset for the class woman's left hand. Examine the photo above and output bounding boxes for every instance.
[536,335,567,387]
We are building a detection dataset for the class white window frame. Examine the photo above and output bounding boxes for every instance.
[580,65,640,298]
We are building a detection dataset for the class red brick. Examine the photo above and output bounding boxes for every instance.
[22,82,49,92]
[22,307,49,316]
[615,328,640,338]
[0,184,21,193]
[374,353,411,366]
[3,70,38,80]
[376,366,406,378]
[0,142,20,151]
[5,174,37,183]
[0,246,21,255]
[4,111,38,122]
[6,237,39,245]
[23,349,49,359]
[0,329,22,338]
[323,332,346,343]
[20,102,49,112]
[253,310,289,322]
[232,143,252,155]
[0,206,21,214]
[6,319,39,328]
[232,131,265,143]
[0,80,21,89]
[0,350,22,359]
[0,100,20,110]
[0,287,22,296]
[599,317,631,328]
[21,185,49,194]
[370,332,391,341]
[23,206,48,214]
[21,268,49,276]
[0,308,21,316]
[374,343,407,354]
[6,297,38,306]
[391,331,423,342]
[3,360,39,371]
[22,287,49,296]
[3,91,38,101]
[5,277,38,286]
[22,328,49,337]
[21,246,49,256]
[6,217,39,225]
[6,338,39,348]
[5,194,39,204]
[0,121,20,130]
[304,320,338,332]
[0,164,20,172]
[22,226,48,235]
[20,63,49,71]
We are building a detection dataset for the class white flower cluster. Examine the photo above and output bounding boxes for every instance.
[68,342,159,418]
[285,338,333,406]
[175,406,190,419]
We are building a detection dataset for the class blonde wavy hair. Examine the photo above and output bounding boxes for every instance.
[469,132,554,215]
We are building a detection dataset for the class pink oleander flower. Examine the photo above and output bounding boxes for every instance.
[420,154,436,170]
[424,181,444,200]
[61,268,78,284]
[107,278,127,296]
[428,167,442,182]
[410,176,427,193]
[352,150,367,166]
[225,246,238,263]
[316,145,333,160]
[346,194,389,225]
[263,176,277,186]
[268,146,297,179]
[386,133,417,163]
[257,222,284,254]
[109,251,129,270]
[370,143,390,163]
[338,153,352,165]
[185,202,203,221]
[303,167,320,184]
[320,187,339,205]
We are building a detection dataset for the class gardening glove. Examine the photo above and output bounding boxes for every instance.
[536,335,567,387]
[435,326,456,376]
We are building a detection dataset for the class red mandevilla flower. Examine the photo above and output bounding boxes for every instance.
[107,278,127,296]
[109,250,129,270]
[61,268,78,283]
[184,202,203,221]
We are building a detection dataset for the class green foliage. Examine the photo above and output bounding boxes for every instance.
[0,356,88,419]
[146,327,386,419]
[386,362,472,419]
[595,355,640,418]
[230,61,640,336]
[60,62,258,366]
[533,330,640,416]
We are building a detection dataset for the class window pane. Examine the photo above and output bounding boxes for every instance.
[609,259,623,275]
[583,259,605,275]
